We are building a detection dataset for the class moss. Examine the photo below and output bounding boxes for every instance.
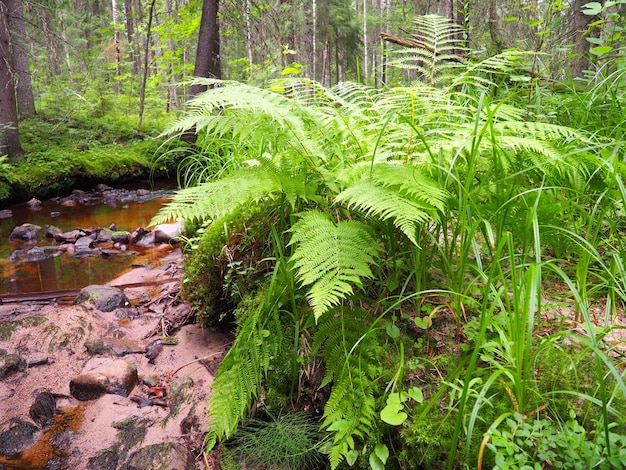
[182,202,277,327]
[0,315,47,341]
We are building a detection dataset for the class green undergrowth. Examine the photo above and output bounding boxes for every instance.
[1,107,180,203]
[182,202,276,326]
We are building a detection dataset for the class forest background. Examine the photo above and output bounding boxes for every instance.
[3,1,626,470]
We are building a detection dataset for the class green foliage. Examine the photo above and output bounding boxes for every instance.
[182,203,272,326]
[289,211,380,319]
[488,412,626,469]
[312,308,384,468]
[206,283,284,449]
[230,413,326,470]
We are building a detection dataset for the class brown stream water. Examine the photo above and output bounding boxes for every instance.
[0,181,177,295]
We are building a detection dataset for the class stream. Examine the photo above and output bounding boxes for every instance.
[0,180,178,296]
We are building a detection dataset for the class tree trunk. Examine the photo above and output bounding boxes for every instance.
[571,0,599,77]
[0,1,22,161]
[5,0,35,118]
[137,0,157,132]
[188,0,221,98]
[111,0,122,92]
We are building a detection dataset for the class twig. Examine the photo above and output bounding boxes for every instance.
[168,348,231,377]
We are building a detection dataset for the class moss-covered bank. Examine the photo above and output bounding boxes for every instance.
[0,114,181,204]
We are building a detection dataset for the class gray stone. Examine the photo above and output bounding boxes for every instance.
[70,359,138,401]
[153,222,183,244]
[45,225,63,239]
[130,228,155,247]
[110,231,130,244]
[54,229,86,243]
[27,198,42,210]
[9,223,41,241]
[144,339,163,364]
[73,285,130,312]
[0,209,12,219]
[75,236,96,252]
[29,391,57,427]
[123,442,195,470]
[0,354,26,379]
[0,418,39,457]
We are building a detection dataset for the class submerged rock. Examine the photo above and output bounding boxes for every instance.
[27,198,42,210]
[70,359,138,401]
[0,418,39,457]
[0,209,13,219]
[9,223,41,241]
[73,285,130,312]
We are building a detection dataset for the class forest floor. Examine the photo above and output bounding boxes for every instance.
[0,247,231,470]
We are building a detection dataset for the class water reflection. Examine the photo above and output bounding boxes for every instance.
[0,182,177,295]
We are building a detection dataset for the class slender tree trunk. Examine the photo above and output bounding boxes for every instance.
[5,0,34,118]
[188,0,221,98]
[488,0,503,53]
[125,0,140,74]
[137,0,156,132]
[571,0,599,77]
[0,1,23,160]
[111,0,122,92]
[312,0,317,80]
[362,0,368,83]
[42,10,58,76]
[164,0,180,111]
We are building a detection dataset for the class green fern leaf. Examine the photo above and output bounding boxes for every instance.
[335,164,446,245]
[289,211,380,320]
[150,167,281,225]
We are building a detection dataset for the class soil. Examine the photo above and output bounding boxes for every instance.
[0,246,231,469]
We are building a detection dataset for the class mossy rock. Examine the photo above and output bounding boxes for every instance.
[182,203,277,327]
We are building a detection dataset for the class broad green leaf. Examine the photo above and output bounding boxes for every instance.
[386,324,400,339]
[408,386,423,403]
[590,45,613,56]
[380,402,407,425]
[369,453,385,470]
[582,2,603,15]
[346,449,359,466]
[374,443,389,464]
[414,316,432,329]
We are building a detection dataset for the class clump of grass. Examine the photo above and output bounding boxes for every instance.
[230,412,326,470]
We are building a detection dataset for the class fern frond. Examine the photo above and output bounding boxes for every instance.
[289,211,380,320]
[388,15,467,86]
[150,167,281,225]
[206,286,283,449]
[335,163,446,244]
[313,308,382,469]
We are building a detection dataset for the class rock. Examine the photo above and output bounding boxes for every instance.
[27,198,42,210]
[29,391,57,427]
[70,359,138,401]
[73,285,130,312]
[0,418,39,457]
[95,184,113,192]
[9,246,48,262]
[54,229,86,243]
[123,442,195,470]
[153,222,183,244]
[50,211,61,217]
[9,223,41,241]
[84,339,110,356]
[0,353,26,379]
[130,227,153,247]
[110,231,130,244]
[45,225,63,239]
[87,449,119,470]
[0,209,12,219]
[144,339,163,364]
[75,236,96,252]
